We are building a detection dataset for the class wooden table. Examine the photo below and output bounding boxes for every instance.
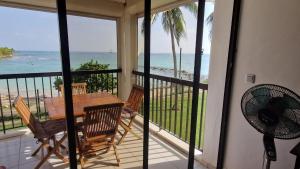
[45,92,122,120]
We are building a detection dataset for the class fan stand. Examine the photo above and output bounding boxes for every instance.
[263,135,277,169]
[290,142,300,169]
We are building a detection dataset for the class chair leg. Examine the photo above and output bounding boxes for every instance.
[117,130,128,145]
[113,144,120,166]
[60,143,67,150]
[129,129,142,139]
[31,144,43,156]
[118,118,141,145]
[52,134,68,161]
[34,134,68,169]
[79,155,85,169]
[34,144,52,169]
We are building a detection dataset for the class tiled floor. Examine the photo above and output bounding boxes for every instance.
[0,125,206,169]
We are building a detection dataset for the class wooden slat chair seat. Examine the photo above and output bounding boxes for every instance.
[13,96,67,169]
[118,85,144,145]
[76,103,124,168]
[60,82,87,96]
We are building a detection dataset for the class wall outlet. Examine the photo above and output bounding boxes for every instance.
[246,74,255,83]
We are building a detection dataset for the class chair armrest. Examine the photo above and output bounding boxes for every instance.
[123,101,132,107]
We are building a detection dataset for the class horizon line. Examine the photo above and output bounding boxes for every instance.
[14,50,210,55]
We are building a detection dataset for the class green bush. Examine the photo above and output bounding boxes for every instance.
[0,47,14,57]
[54,60,117,93]
[54,77,63,91]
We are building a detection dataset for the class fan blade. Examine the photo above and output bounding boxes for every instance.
[284,95,300,109]
[250,88,272,106]
[276,115,300,138]
[251,87,271,97]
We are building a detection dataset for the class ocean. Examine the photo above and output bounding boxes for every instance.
[0,51,210,97]
[0,51,210,78]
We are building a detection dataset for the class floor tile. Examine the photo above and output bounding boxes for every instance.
[0,126,207,169]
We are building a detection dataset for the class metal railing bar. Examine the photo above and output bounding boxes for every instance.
[169,82,173,131]
[155,79,159,124]
[49,76,53,98]
[25,78,30,108]
[159,80,163,129]
[185,86,191,141]
[164,81,168,129]
[6,79,14,128]
[33,78,40,118]
[41,77,46,118]
[0,94,6,133]
[179,85,184,138]
[151,78,154,122]
[132,70,208,90]
[198,90,206,149]
[0,69,121,80]
[174,83,178,135]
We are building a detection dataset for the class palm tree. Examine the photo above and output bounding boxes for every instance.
[206,12,214,39]
[143,3,198,78]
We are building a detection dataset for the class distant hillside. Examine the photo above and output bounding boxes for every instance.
[0,47,14,58]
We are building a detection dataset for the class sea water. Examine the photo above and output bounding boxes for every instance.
[0,51,210,96]
[0,51,210,76]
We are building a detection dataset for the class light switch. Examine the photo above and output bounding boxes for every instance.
[246,74,255,83]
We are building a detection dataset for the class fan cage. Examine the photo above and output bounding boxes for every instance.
[241,84,300,140]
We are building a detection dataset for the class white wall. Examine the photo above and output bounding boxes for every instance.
[202,0,234,167]
[204,0,300,169]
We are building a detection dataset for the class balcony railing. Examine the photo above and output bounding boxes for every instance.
[0,69,121,133]
[0,69,208,151]
[132,70,208,151]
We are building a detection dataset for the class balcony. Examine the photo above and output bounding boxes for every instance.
[0,125,206,169]
[0,70,208,169]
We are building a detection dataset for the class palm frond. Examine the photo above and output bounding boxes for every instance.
[169,8,186,46]
[206,12,213,26]
[206,12,214,40]
[183,3,198,18]
[161,11,171,34]
[141,13,159,34]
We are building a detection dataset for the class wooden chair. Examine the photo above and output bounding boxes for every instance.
[117,85,144,145]
[76,103,124,168]
[60,82,87,96]
[13,96,67,169]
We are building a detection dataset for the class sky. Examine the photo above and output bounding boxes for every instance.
[138,2,214,54]
[0,2,214,54]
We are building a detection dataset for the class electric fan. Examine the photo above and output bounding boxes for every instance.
[241,84,300,169]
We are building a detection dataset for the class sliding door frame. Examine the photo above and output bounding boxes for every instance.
[187,0,206,168]
[143,0,151,168]
[216,0,242,168]
[56,0,78,168]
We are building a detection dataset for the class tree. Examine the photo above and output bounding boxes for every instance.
[0,47,14,58]
[142,3,198,78]
[54,60,117,93]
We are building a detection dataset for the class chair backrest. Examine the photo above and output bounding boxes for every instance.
[13,96,39,134]
[127,85,144,112]
[82,103,124,139]
[60,82,87,96]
